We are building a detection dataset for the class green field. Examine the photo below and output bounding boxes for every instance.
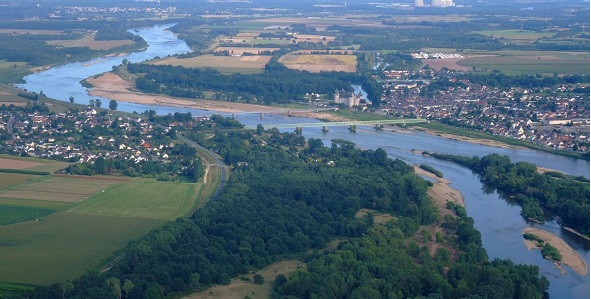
[69,180,199,220]
[0,205,58,225]
[475,30,552,42]
[457,51,590,75]
[0,212,165,285]
[0,173,37,190]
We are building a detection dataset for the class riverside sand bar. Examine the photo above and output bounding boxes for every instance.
[523,227,588,277]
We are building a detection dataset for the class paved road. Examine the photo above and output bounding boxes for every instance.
[178,133,227,201]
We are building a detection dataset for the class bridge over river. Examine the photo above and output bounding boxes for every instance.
[245,118,427,130]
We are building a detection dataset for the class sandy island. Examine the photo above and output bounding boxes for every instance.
[414,166,465,218]
[523,227,587,276]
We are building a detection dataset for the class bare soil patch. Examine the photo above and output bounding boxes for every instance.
[414,166,465,218]
[185,260,305,299]
[0,158,44,170]
[523,227,587,276]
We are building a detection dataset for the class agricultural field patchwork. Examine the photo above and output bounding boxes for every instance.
[68,180,199,220]
[0,212,165,285]
[278,54,357,72]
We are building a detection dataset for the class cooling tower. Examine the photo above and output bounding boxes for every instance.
[431,0,444,7]
[414,0,425,7]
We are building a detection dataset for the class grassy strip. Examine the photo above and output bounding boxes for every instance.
[0,282,35,297]
[411,122,589,160]
[0,169,49,176]
[328,110,393,121]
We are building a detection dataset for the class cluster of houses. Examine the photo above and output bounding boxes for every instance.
[0,108,201,166]
[411,52,464,59]
[379,80,590,152]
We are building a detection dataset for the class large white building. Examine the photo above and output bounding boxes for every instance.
[431,0,454,7]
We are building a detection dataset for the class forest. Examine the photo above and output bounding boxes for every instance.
[18,125,549,299]
[431,153,590,235]
[128,63,358,105]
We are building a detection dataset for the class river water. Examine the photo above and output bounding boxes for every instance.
[17,24,590,298]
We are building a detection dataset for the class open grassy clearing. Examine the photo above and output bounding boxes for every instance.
[68,180,198,220]
[0,176,119,203]
[0,212,165,285]
[186,260,305,299]
[154,55,271,74]
[0,155,73,173]
[278,54,357,72]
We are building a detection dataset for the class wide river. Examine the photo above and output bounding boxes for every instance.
[17,24,590,298]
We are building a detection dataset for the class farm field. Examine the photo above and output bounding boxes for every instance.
[0,154,70,173]
[68,180,199,220]
[154,55,271,74]
[47,32,135,50]
[0,176,120,203]
[475,30,552,43]
[213,46,279,55]
[278,54,357,72]
[0,173,37,190]
[457,51,590,75]
[0,212,165,285]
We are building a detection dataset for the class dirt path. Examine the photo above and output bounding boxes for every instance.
[523,227,587,276]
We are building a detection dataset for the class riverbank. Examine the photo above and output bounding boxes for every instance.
[414,166,465,218]
[413,127,525,150]
[523,227,588,276]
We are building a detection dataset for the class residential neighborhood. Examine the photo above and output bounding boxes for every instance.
[0,105,209,179]
[376,69,590,152]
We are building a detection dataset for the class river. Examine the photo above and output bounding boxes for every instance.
[17,24,590,298]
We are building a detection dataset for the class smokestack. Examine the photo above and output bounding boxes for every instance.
[414,0,425,7]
